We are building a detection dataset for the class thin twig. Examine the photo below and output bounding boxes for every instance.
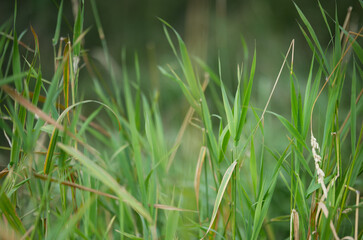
[33,172,119,200]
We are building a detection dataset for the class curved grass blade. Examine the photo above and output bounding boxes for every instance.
[202,160,237,239]
[194,146,207,209]
[0,192,26,235]
[58,143,153,223]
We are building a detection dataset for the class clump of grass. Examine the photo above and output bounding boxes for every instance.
[0,1,362,239]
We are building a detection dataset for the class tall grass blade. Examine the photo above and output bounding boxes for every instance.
[294,3,329,72]
[236,47,256,141]
[202,160,237,239]
[52,0,63,46]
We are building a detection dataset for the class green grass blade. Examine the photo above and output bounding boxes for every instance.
[178,36,200,99]
[200,95,218,161]
[0,192,26,234]
[290,76,298,127]
[269,112,308,150]
[159,19,179,60]
[46,197,94,240]
[295,3,329,71]
[43,128,59,174]
[122,51,147,205]
[165,210,179,240]
[297,24,327,76]
[0,72,27,87]
[251,144,290,239]
[220,80,235,138]
[250,136,257,198]
[58,143,153,223]
[236,47,256,141]
[159,66,197,110]
[52,0,63,46]
[12,1,22,91]
[195,57,220,86]
[351,36,363,64]
[351,64,356,154]
[202,160,237,238]
[73,1,84,57]
[317,0,332,40]
[160,19,201,99]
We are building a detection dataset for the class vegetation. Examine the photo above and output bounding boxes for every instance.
[0,1,362,239]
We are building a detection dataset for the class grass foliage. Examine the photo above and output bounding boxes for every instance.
[0,1,362,239]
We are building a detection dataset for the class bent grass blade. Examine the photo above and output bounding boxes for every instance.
[202,160,237,239]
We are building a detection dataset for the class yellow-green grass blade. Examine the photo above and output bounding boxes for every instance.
[250,136,257,198]
[202,160,237,238]
[46,197,94,240]
[165,210,179,240]
[58,143,153,223]
[160,18,201,100]
[43,127,59,174]
[116,230,143,240]
[0,192,26,235]
[220,79,235,139]
[122,51,147,205]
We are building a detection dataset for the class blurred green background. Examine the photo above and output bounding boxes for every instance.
[1,0,361,86]
[0,0,361,167]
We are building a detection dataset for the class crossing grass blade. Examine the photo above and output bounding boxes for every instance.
[160,18,202,104]
[0,192,26,235]
[269,112,308,150]
[251,143,291,240]
[57,143,153,223]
